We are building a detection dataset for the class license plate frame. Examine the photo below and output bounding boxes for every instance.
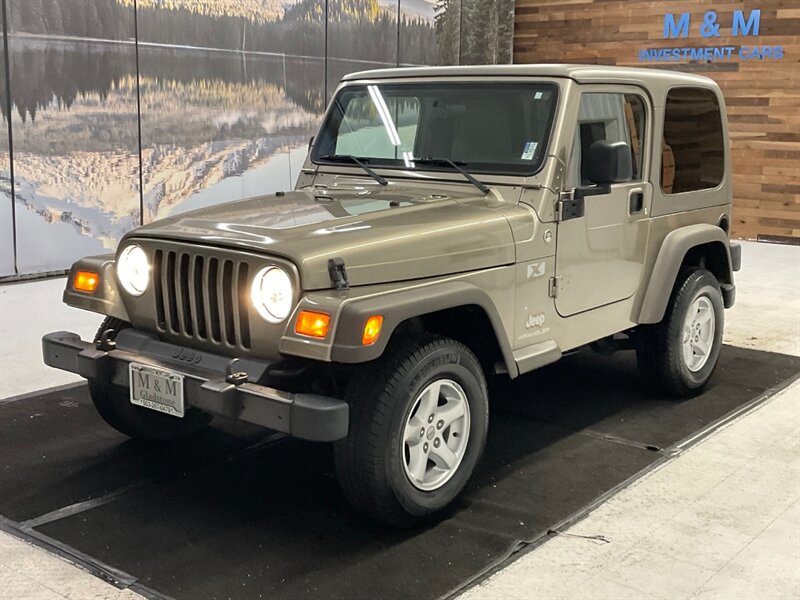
[129,362,185,418]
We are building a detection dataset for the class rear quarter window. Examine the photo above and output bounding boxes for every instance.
[662,87,725,194]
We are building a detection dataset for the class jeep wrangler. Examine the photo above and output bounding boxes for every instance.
[43,65,741,526]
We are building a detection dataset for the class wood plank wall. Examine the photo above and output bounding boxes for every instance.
[514,0,799,241]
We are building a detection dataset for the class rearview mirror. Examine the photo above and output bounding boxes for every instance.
[586,140,632,185]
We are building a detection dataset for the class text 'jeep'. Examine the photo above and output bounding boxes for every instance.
[43,65,742,526]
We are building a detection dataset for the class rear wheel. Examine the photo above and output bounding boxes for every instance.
[334,335,488,527]
[637,268,724,397]
[88,317,212,442]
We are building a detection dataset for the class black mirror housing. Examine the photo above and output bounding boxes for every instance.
[586,140,632,185]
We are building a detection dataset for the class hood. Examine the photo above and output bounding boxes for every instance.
[128,186,516,290]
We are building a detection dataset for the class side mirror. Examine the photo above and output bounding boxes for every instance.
[585,140,632,185]
[565,140,634,215]
[308,136,315,150]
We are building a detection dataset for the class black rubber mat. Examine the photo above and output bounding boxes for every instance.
[0,388,271,523]
[1,345,798,600]
[494,343,800,449]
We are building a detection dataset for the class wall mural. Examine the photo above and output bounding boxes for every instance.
[0,0,513,278]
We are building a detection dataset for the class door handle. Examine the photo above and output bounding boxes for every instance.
[628,189,644,214]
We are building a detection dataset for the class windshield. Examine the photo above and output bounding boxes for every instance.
[312,82,558,176]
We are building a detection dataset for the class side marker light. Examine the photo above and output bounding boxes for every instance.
[362,315,384,346]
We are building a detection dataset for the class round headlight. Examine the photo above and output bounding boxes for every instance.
[117,244,150,296]
[251,266,293,323]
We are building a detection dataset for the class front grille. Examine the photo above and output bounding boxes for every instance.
[153,249,251,350]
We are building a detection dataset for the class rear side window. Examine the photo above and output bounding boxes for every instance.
[662,87,724,194]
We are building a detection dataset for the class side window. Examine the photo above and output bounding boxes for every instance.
[569,92,645,187]
[662,87,724,194]
[335,95,420,160]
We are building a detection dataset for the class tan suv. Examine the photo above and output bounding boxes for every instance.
[44,65,741,526]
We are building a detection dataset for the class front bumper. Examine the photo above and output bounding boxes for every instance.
[42,329,348,442]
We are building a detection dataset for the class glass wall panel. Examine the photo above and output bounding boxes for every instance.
[137,2,324,221]
[326,0,399,99]
[6,0,140,274]
[460,0,514,65]
[399,0,455,66]
[0,12,14,277]
[267,1,327,188]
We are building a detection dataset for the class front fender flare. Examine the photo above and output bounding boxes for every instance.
[306,280,517,376]
[62,254,131,322]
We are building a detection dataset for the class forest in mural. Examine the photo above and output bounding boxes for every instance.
[0,0,514,277]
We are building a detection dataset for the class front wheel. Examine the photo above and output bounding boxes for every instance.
[637,268,724,397]
[334,335,489,527]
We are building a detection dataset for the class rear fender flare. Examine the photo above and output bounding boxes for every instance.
[637,224,733,324]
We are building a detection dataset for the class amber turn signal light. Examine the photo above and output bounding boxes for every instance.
[295,310,331,339]
[362,315,383,346]
[73,270,100,293]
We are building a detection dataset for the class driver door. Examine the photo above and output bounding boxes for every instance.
[554,87,652,317]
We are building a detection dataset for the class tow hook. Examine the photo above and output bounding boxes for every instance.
[225,358,248,385]
[95,329,117,352]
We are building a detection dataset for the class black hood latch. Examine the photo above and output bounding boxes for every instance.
[328,257,349,291]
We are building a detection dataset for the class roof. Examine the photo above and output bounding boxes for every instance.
[340,63,718,90]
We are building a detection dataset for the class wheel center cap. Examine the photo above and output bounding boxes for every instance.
[426,426,436,440]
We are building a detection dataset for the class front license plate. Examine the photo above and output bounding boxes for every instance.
[129,363,185,418]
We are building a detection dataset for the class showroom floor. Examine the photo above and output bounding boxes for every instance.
[0,240,798,600]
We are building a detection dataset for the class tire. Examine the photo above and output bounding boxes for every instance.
[88,317,212,442]
[636,268,724,397]
[334,334,489,527]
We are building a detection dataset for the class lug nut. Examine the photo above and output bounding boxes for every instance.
[437,420,444,429]
[420,428,425,438]
[423,442,429,452]
[428,414,434,423]
[433,439,440,448]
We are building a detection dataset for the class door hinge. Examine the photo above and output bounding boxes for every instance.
[548,276,560,298]
[556,190,584,222]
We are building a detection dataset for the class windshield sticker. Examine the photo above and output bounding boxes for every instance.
[521,141,538,160]
[534,91,544,100]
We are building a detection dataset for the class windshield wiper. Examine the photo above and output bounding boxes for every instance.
[318,154,388,186]
[413,157,489,195]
